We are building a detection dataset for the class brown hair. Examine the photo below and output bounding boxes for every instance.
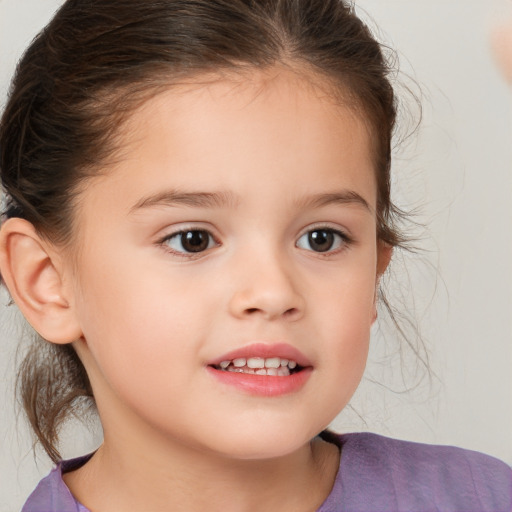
[1,0,404,462]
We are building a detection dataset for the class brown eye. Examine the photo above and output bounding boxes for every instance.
[164,230,215,253]
[296,228,347,253]
[309,230,334,252]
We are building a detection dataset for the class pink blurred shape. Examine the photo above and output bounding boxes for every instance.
[491,20,512,84]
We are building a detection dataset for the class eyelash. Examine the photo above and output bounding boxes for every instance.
[158,226,352,257]
[159,229,219,258]
[296,227,352,255]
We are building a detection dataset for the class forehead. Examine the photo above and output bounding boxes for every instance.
[77,67,376,219]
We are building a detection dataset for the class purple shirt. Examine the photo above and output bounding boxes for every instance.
[22,433,512,512]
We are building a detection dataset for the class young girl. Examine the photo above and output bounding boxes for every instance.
[0,1,510,511]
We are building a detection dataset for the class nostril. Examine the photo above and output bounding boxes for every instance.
[232,290,305,321]
[242,306,302,319]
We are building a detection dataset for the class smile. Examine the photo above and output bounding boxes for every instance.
[214,357,300,376]
[206,343,312,396]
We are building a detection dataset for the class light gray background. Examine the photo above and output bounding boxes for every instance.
[1,1,511,510]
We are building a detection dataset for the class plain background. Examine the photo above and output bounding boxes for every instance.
[1,0,511,510]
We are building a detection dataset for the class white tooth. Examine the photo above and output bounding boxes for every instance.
[265,357,281,368]
[288,361,297,369]
[280,359,289,367]
[233,358,246,367]
[246,369,255,374]
[220,360,230,369]
[228,367,244,373]
[278,366,290,376]
[255,369,267,375]
[247,357,265,369]
[267,368,278,376]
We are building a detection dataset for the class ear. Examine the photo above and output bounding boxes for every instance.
[376,241,393,278]
[372,242,393,323]
[0,218,82,344]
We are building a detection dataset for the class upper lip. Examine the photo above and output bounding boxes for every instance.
[208,342,312,367]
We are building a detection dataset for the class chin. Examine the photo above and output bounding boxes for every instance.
[202,422,320,461]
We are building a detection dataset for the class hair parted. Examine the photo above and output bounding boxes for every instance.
[1,0,404,462]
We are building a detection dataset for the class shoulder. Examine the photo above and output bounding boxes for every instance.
[320,432,512,512]
[341,431,511,480]
[21,455,92,512]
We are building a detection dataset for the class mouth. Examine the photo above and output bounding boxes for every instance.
[210,356,303,377]
[206,343,312,396]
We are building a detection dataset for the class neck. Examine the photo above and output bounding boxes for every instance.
[64,427,339,512]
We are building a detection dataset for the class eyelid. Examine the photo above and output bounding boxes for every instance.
[157,224,221,257]
[156,221,219,240]
[297,222,352,241]
[295,224,353,254]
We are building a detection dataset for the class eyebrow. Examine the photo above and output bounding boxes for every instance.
[130,188,372,214]
[129,190,238,213]
[295,190,373,214]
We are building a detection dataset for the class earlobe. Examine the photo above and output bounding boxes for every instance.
[0,218,82,344]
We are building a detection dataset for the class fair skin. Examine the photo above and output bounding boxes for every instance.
[0,68,391,511]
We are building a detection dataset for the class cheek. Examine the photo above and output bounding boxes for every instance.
[325,294,372,379]
[75,277,199,424]
[320,254,378,331]
[313,258,376,397]
[73,254,201,390]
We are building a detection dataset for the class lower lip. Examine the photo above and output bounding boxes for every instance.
[206,366,313,397]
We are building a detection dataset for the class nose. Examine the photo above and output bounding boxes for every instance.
[227,249,305,322]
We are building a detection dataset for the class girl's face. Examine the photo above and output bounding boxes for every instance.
[68,69,389,460]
